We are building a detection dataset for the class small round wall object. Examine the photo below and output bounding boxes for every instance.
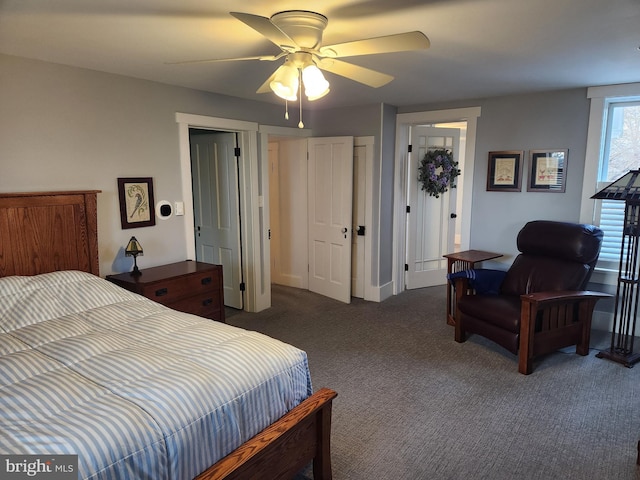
[156,200,173,220]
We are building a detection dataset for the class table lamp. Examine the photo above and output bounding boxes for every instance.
[125,236,143,276]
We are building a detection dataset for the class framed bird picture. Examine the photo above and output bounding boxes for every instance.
[117,177,156,229]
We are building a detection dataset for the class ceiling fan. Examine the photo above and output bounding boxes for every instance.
[171,10,430,102]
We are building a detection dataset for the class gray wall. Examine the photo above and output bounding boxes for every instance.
[1,53,596,294]
[400,88,590,265]
[314,88,592,281]
[0,54,291,276]
[379,104,397,284]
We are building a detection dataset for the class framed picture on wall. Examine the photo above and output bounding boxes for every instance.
[117,177,156,229]
[486,150,524,192]
[527,149,568,193]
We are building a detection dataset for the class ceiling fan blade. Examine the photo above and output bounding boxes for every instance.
[230,12,298,51]
[320,31,430,58]
[317,58,394,88]
[166,54,282,65]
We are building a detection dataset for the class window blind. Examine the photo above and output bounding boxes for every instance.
[598,198,625,269]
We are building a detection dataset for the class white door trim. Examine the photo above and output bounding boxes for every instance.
[406,126,460,289]
[392,107,481,295]
[354,136,376,301]
[176,113,258,259]
[260,128,375,302]
[175,113,267,312]
[258,125,311,308]
[190,131,243,309]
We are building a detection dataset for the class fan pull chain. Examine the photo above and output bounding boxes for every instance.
[284,100,289,120]
[298,70,304,128]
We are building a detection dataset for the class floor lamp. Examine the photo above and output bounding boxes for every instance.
[592,169,640,367]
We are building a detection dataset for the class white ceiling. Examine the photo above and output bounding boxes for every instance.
[1,0,639,110]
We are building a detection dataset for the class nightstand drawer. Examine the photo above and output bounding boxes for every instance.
[170,293,222,321]
[145,271,219,304]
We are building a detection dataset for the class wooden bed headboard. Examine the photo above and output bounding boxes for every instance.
[0,190,101,277]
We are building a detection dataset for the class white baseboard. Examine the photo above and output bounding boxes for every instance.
[366,281,394,302]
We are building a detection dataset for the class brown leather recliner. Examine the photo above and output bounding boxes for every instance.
[454,220,611,374]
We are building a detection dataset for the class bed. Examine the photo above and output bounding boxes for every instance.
[0,190,337,480]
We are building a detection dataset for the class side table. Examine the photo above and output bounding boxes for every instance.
[443,250,502,326]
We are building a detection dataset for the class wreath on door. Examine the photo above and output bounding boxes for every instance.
[418,148,461,198]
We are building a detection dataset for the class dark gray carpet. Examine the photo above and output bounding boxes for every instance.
[227,285,640,480]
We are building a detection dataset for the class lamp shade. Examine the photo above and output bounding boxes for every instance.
[591,169,640,203]
[125,236,143,257]
[302,64,330,101]
[125,236,143,275]
[270,62,299,101]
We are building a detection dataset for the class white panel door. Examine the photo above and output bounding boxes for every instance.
[308,136,354,303]
[406,126,460,289]
[190,131,243,309]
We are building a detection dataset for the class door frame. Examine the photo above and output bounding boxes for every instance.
[190,130,244,309]
[262,129,375,301]
[353,136,375,301]
[405,126,461,289]
[176,113,269,312]
[392,107,481,295]
[260,125,313,307]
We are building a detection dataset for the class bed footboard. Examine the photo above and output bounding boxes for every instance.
[196,387,338,480]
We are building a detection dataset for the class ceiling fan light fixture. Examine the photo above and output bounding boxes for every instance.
[176,11,432,118]
[270,62,299,101]
[302,64,330,101]
[306,87,330,102]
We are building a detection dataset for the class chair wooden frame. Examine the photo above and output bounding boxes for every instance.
[454,277,610,374]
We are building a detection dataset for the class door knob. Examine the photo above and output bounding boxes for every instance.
[450,213,457,219]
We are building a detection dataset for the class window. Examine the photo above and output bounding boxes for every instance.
[595,101,640,269]
[582,84,640,276]
[600,101,640,182]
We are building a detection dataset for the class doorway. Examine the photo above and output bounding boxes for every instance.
[176,113,269,312]
[392,107,481,294]
[405,124,462,289]
[268,137,308,290]
[268,135,367,304]
[189,128,244,309]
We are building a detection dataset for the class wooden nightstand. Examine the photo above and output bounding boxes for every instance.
[106,260,225,322]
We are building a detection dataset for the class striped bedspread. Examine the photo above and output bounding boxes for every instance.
[0,270,312,479]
